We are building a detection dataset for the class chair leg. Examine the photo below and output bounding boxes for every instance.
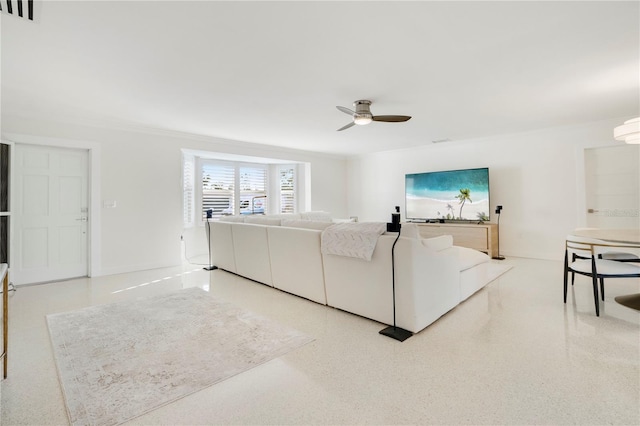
[571,271,575,286]
[591,257,599,316]
[592,274,600,316]
[564,250,569,303]
[600,278,605,301]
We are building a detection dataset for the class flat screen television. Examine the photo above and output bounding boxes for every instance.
[405,167,490,221]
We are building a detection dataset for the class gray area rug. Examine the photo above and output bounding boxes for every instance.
[46,287,313,426]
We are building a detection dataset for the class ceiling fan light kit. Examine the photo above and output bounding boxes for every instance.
[614,117,640,144]
[336,100,411,131]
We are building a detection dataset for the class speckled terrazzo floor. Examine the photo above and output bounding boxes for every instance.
[2,256,639,425]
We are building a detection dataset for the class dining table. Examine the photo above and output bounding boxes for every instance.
[573,228,640,311]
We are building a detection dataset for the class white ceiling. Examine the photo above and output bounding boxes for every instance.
[2,1,639,156]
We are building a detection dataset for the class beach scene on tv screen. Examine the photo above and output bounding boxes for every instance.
[406,168,490,221]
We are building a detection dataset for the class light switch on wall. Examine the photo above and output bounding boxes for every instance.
[103,200,117,208]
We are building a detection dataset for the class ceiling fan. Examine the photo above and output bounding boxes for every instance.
[336,100,411,131]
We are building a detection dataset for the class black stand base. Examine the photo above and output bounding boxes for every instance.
[492,256,505,260]
[379,326,413,342]
[203,266,218,271]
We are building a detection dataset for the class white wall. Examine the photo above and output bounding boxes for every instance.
[2,118,348,276]
[3,115,631,277]
[346,117,631,260]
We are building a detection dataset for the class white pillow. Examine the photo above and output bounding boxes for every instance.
[300,211,333,222]
[456,246,490,271]
[421,235,453,251]
[244,216,282,226]
[281,219,333,231]
[218,216,245,223]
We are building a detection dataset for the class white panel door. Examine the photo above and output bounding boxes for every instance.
[585,145,640,229]
[13,145,88,284]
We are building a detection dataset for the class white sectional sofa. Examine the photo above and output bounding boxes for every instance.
[208,214,510,334]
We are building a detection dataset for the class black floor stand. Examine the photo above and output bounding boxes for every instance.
[203,219,218,271]
[379,225,413,342]
[492,207,505,260]
[379,325,413,342]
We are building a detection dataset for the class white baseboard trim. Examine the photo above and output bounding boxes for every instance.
[94,260,182,278]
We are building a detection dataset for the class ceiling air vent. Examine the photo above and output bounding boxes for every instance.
[431,138,451,144]
[0,0,34,21]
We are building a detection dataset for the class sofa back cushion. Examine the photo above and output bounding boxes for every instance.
[209,222,237,272]
[231,223,273,285]
[244,216,283,226]
[281,219,333,231]
[218,216,245,222]
[399,223,420,239]
[267,226,327,304]
[300,211,333,222]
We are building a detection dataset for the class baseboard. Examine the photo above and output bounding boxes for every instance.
[94,260,182,277]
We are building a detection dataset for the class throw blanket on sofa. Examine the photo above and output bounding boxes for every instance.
[321,222,387,261]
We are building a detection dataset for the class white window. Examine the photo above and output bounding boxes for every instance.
[239,166,267,215]
[182,152,301,226]
[182,154,195,227]
[201,161,236,219]
[279,166,296,214]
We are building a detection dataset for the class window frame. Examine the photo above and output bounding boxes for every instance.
[182,150,303,228]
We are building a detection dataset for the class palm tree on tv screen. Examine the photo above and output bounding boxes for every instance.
[446,203,455,219]
[456,188,472,219]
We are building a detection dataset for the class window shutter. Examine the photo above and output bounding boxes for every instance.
[202,162,235,218]
[182,154,195,226]
[239,166,267,214]
[279,166,295,214]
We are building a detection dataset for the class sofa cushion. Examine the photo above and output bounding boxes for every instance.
[421,235,453,251]
[264,213,302,221]
[244,216,282,226]
[218,215,245,222]
[300,211,333,222]
[281,219,333,231]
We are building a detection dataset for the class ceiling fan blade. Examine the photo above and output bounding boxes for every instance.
[372,115,412,122]
[337,122,356,131]
[336,106,355,116]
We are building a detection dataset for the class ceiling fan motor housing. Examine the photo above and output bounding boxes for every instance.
[353,100,373,124]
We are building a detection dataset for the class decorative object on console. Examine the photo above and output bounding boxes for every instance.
[379,223,413,342]
[614,117,640,144]
[494,205,505,260]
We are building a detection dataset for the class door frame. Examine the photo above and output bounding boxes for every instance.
[3,133,102,279]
